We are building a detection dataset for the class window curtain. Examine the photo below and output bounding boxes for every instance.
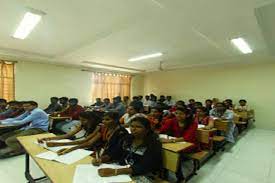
[91,72,131,102]
[0,61,15,101]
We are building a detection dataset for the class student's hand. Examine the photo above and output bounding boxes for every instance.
[57,148,72,156]
[46,142,60,147]
[37,137,51,143]
[92,158,102,166]
[98,168,116,177]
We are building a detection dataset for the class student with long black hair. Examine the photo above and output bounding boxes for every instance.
[94,117,162,182]
[38,111,102,155]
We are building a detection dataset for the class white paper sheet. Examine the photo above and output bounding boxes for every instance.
[198,124,205,129]
[35,149,92,165]
[159,134,176,139]
[73,164,132,183]
[35,139,77,152]
[125,128,131,134]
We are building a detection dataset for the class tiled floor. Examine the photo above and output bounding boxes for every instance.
[0,128,274,183]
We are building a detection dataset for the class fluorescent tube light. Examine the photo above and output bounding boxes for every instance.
[82,61,145,73]
[231,38,252,54]
[128,52,163,62]
[13,12,42,39]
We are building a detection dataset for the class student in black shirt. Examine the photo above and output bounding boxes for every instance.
[95,117,162,181]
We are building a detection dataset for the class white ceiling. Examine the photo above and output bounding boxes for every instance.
[0,0,275,72]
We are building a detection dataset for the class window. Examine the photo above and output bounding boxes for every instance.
[0,61,15,101]
[91,72,131,102]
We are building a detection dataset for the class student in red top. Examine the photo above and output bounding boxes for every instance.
[147,106,163,130]
[194,107,214,130]
[159,107,198,151]
[54,98,85,134]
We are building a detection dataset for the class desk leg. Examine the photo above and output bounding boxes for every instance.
[24,153,47,183]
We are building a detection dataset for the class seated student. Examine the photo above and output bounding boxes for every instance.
[169,100,186,113]
[120,102,145,127]
[101,98,112,111]
[110,96,126,117]
[159,107,198,151]
[92,112,128,166]
[194,107,213,129]
[143,95,150,113]
[91,98,104,108]
[0,101,24,120]
[187,99,195,110]
[209,102,236,143]
[223,99,233,110]
[54,98,85,134]
[38,111,102,155]
[192,101,203,114]
[212,98,219,108]
[149,95,158,108]
[205,99,213,114]
[95,117,162,182]
[122,96,130,108]
[164,96,175,107]
[0,99,7,113]
[158,95,166,103]
[59,97,69,112]
[235,99,249,111]
[44,97,62,114]
[147,106,163,130]
[0,101,49,158]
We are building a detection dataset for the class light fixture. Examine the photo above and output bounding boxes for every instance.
[231,38,252,54]
[82,61,145,73]
[13,9,45,39]
[128,52,163,62]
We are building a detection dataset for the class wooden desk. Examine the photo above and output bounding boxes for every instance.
[162,142,193,173]
[197,128,217,144]
[0,124,16,128]
[17,133,92,183]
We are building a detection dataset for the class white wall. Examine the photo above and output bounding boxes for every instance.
[15,61,144,108]
[144,63,275,130]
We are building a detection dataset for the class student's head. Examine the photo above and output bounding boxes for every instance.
[196,107,208,117]
[205,99,212,106]
[69,98,78,106]
[113,96,122,103]
[103,98,110,104]
[95,98,101,103]
[194,102,203,109]
[7,101,18,110]
[130,117,152,139]
[223,100,232,109]
[138,95,143,101]
[167,96,172,101]
[132,96,139,101]
[145,95,150,100]
[50,97,59,104]
[175,107,193,128]
[216,102,226,113]
[150,107,163,118]
[175,100,185,108]
[102,112,120,128]
[189,99,195,105]
[79,111,101,133]
[151,95,157,102]
[23,101,38,111]
[123,96,129,102]
[59,97,68,105]
[127,102,142,115]
[239,99,247,106]
[0,99,7,108]
[159,95,166,102]
[225,99,233,104]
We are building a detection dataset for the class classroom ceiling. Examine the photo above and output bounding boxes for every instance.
[0,0,275,72]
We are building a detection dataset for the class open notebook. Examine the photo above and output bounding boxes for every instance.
[73,164,132,183]
[35,149,92,165]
